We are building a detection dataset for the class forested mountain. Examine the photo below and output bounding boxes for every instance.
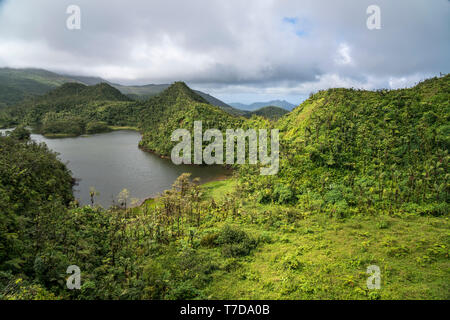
[238,75,449,216]
[139,81,244,156]
[2,82,140,136]
[0,68,78,107]
[0,75,448,300]
[0,68,239,116]
[249,106,289,120]
[230,99,296,111]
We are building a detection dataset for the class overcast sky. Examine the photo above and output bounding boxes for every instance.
[0,0,449,104]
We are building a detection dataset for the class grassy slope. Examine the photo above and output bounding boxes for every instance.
[133,76,449,300]
[131,178,449,299]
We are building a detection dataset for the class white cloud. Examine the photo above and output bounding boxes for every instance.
[335,43,353,66]
[0,0,448,101]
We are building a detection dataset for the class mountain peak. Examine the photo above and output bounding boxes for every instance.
[158,81,208,104]
[85,82,130,101]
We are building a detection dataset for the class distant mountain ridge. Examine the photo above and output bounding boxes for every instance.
[230,100,296,111]
[0,67,293,120]
[0,68,237,112]
[0,68,82,107]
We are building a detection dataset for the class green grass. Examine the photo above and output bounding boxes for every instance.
[133,178,449,300]
[42,133,79,138]
[108,125,140,132]
[201,212,449,299]
[201,179,237,200]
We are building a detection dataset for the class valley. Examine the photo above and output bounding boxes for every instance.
[0,73,448,300]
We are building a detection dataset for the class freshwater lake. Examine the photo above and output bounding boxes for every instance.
[1,129,230,207]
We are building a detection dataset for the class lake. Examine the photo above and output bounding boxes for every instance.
[1,129,230,207]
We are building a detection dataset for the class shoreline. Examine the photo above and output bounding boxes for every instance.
[134,171,234,208]
[6,128,234,209]
[137,143,235,170]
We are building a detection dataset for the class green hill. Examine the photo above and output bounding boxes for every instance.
[1,79,247,146]
[139,81,244,156]
[0,76,448,300]
[3,82,140,136]
[0,68,79,107]
[0,68,241,117]
[238,75,449,216]
[39,82,131,104]
[249,105,289,120]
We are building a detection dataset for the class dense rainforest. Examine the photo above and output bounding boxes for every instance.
[0,75,448,300]
[239,75,449,216]
[0,79,283,138]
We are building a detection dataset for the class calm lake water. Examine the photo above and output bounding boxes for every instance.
[1,129,230,207]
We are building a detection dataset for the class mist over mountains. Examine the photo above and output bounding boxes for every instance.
[0,67,292,120]
[0,68,295,115]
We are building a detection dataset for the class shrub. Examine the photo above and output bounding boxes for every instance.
[9,125,30,141]
[167,281,203,300]
[273,184,294,204]
[86,121,110,134]
[217,225,257,257]
[200,233,219,248]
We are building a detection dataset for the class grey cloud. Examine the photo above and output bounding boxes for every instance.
[0,0,448,100]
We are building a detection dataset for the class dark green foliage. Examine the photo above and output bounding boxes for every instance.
[8,126,31,141]
[200,233,219,248]
[139,82,244,157]
[0,135,73,274]
[217,225,257,257]
[239,75,450,216]
[41,112,85,136]
[3,82,142,135]
[247,106,289,120]
[85,121,110,134]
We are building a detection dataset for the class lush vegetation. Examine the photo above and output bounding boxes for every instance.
[138,82,245,156]
[0,75,448,300]
[0,68,78,107]
[238,75,449,217]
[0,68,240,118]
[1,82,145,136]
[0,79,255,137]
[0,129,74,283]
[249,106,289,120]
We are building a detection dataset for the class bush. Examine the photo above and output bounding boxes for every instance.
[86,121,110,134]
[41,120,84,136]
[9,125,30,141]
[273,184,294,204]
[217,225,257,257]
[200,233,219,248]
[167,281,203,300]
